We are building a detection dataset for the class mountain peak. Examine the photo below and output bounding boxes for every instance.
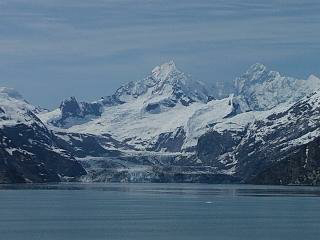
[234,64,320,111]
[111,60,210,105]
[235,63,274,95]
[241,63,269,83]
[151,60,177,81]
[246,63,267,74]
[59,96,81,117]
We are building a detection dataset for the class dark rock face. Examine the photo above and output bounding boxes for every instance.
[144,99,178,114]
[172,86,196,106]
[196,129,246,175]
[207,96,216,102]
[198,131,234,161]
[54,132,108,158]
[249,137,320,185]
[54,132,133,158]
[60,97,82,118]
[145,103,160,114]
[0,123,86,184]
[147,127,186,152]
[54,97,102,127]
[0,146,85,184]
[197,130,241,168]
[81,102,102,116]
[234,94,320,182]
[223,100,241,119]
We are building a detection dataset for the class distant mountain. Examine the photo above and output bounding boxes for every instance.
[234,63,320,111]
[2,61,320,185]
[111,60,211,105]
[40,61,237,153]
[43,61,213,128]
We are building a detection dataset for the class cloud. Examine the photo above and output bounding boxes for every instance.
[0,0,319,108]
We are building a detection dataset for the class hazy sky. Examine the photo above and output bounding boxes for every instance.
[0,0,319,108]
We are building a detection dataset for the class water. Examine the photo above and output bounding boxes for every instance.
[0,183,320,240]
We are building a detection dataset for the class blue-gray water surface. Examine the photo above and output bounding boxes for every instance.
[0,183,320,240]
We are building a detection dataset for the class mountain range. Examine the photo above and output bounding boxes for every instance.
[1,61,320,185]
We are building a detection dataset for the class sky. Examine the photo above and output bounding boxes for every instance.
[0,0,319,108]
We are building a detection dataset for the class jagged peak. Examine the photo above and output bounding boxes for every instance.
[235,63,281,94]
[246,63,267,74]
[0,87,23,100]
[240,63,271,83]
[151,60,178,81]
[233,63,320,111]
[111,60,211,104]
[60,96,79,109]
[243,63,284,81]
[59,96,82,119]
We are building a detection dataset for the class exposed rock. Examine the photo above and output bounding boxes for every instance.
[147,127,186,152]
[0,123,86,183]
[249,137,320,185]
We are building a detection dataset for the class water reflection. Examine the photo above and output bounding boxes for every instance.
[1,183,320,197]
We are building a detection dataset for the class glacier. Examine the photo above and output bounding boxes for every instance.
[2,61,320,185]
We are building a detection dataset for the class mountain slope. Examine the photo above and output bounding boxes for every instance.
[110,60,211,105]
[234,63,320,111]
[0,89,86,183]
[197,90,320,184]
[7,61,320,185]
[39,61,232,151]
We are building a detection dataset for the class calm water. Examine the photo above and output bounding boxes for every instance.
[0,183,320,240]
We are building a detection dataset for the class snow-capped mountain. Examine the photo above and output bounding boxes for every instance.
[39,61,238,153]
[40,61,320,152]
[2,61,320,185]
[52,96,102,128]
[110,60,211,105]
[0,89,85,183]
[197,90,320,184]
[42,61,213,127]
[0,87,40,125]
[234,63,320,111]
